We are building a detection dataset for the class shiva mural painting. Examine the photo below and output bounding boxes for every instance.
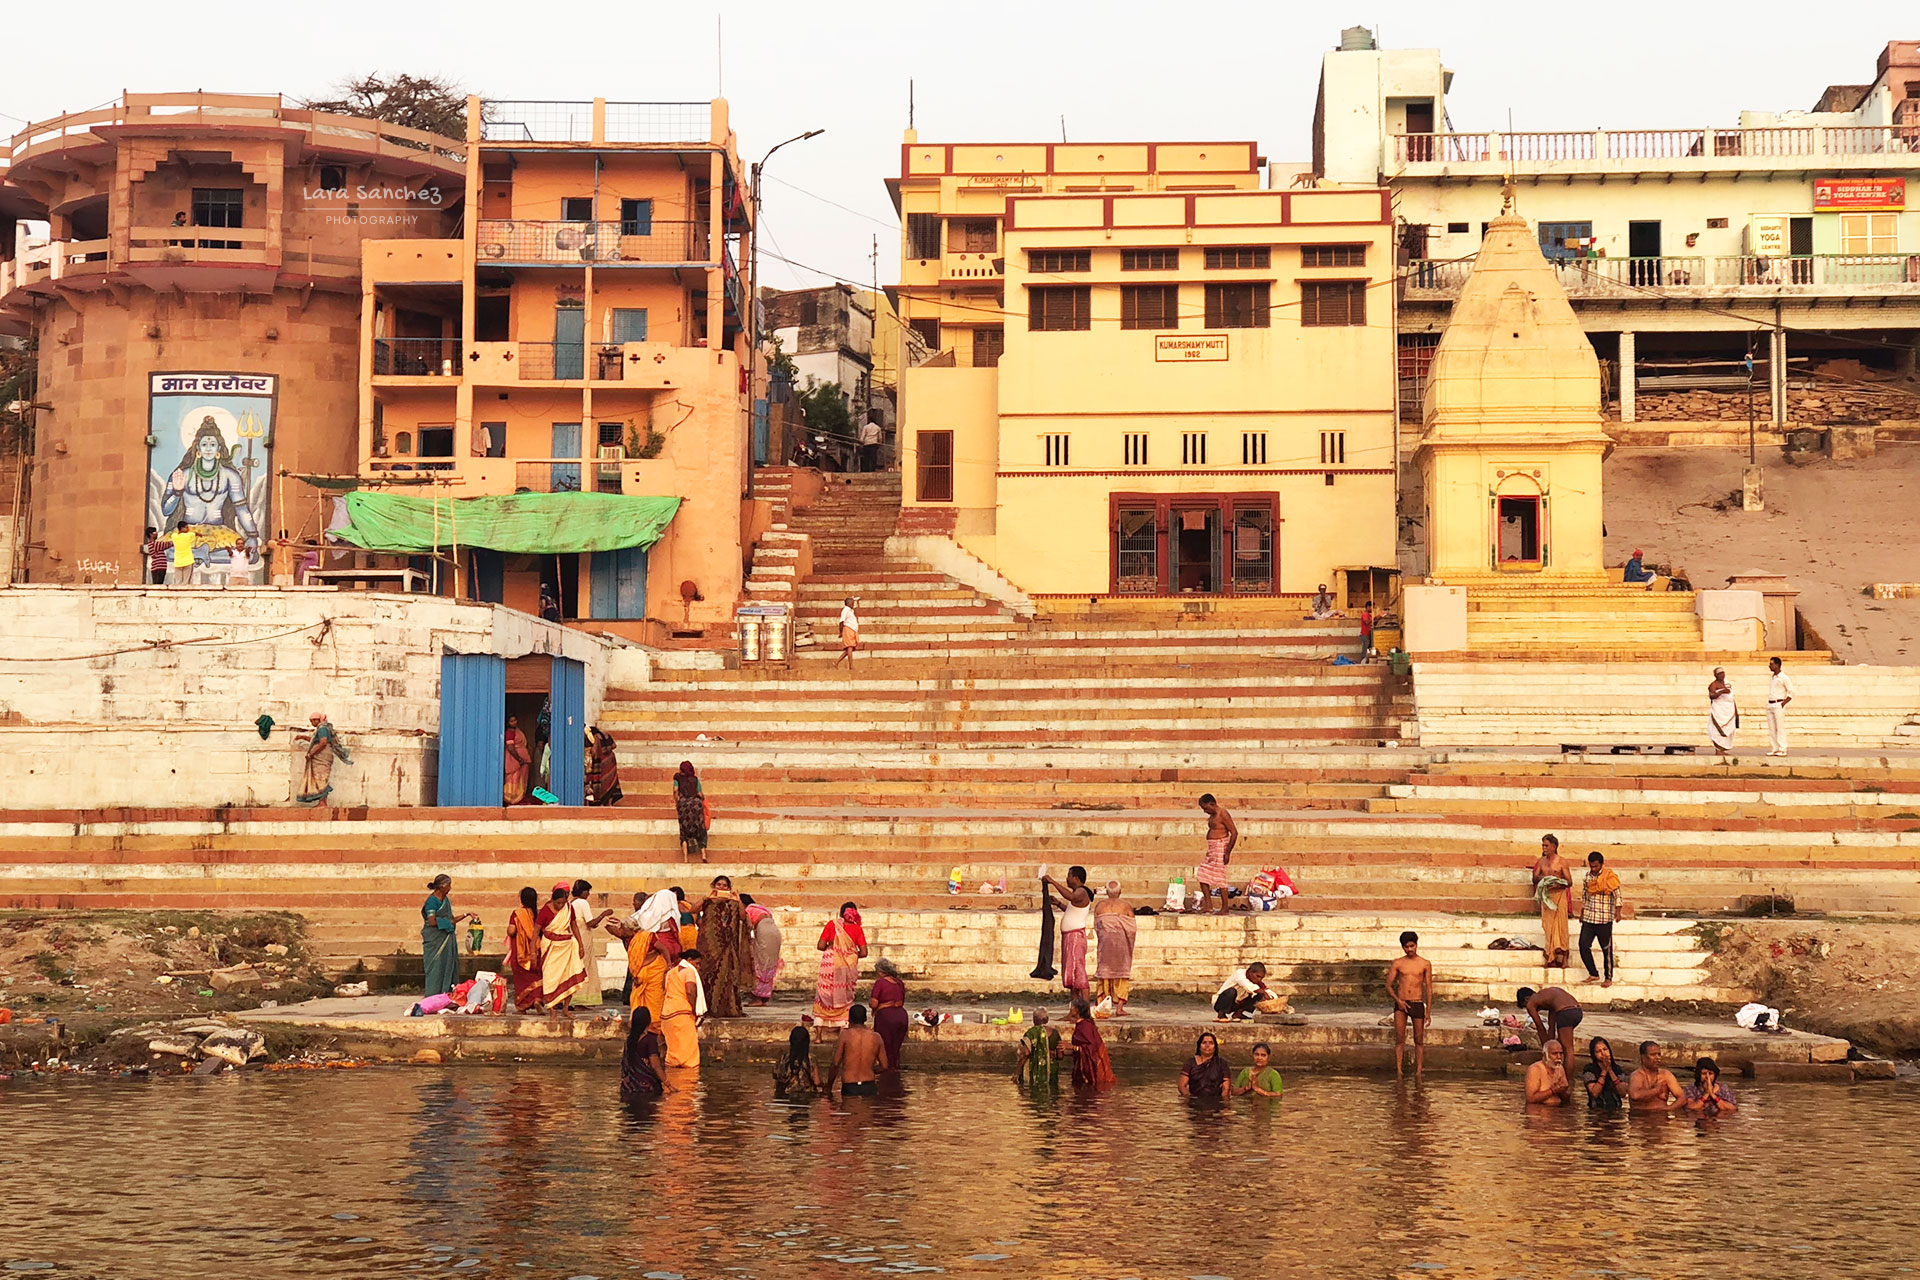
[146,372,276,584]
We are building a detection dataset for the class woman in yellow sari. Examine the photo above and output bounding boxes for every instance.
[660,948,706,1068]
[615,888,682,1021]
[811,901,868,1027]
[538,883,586,1013]
[507,886,544,1012]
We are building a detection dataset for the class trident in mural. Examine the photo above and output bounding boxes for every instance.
[236,408,265,486]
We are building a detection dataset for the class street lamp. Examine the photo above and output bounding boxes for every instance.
[747,128,823,487]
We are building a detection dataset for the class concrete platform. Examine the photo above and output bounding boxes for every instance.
[237,993,1855,1077]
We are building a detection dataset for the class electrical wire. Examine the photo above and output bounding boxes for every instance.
[763,175,899,230]
[0,619,335,663]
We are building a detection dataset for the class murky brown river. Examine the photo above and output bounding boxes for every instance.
[3,1067,1916,1278]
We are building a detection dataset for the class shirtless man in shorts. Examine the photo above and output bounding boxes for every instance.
[1387,930,1433,1078]
[824,1004,890,1098]
[1627,1040,1687,1113]
[1517,985,1583,1065]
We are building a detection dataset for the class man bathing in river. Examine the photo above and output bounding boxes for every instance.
[1525,1040,1574,1106]
[1518,985,1583,1065]
[1387,931,1433,1078]
[824,1003,890,1098]
[1628,1041,1687,1113]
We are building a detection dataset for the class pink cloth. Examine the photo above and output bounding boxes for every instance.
[1060,927,1090,994]
[1197,837,1231,890]
[1094,911,1137,980]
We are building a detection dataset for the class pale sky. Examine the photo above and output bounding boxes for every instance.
[6,0,1910,290]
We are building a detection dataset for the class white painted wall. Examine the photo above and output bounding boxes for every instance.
[0,587,615,808]
[1317,47,1449,184]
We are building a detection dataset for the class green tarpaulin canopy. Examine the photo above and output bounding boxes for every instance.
[335,492,681,555]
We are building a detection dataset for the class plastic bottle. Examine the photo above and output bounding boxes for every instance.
[947,865,963,894]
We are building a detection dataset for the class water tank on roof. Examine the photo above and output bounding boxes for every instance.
[1340,25,1376,51]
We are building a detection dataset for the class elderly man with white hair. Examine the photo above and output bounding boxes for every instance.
[1707,667,1738,755]
[1093,880,1137,1016]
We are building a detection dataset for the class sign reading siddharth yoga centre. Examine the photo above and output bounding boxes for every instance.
[1813,178,1905,211]
[1155,334,1230,362]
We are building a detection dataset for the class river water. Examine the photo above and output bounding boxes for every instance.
[4,1066,1915,1279]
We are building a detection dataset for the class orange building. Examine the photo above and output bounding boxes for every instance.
[0,93,465,584]
[357,97,754,637]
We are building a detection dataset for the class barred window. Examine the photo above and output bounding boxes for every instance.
[1182,432,1208,465]
[1029,286,1091,331]
[1301,243,1367,268]
[1301,280,1367,326]
[1120,284,1180,331]
[1205,282,1270,329]
[1028,248,1091,273]
[1043,433,1071,466]
[905,213,942,260]
[1121,248,1179,271]
[1242,431,1267,465]
[1204,246,1270,270]
[1320,431,1347,465]
[1123,433,1149,466]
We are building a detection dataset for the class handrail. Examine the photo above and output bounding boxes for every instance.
[1395,125,1920,166]
[8,92,466,165]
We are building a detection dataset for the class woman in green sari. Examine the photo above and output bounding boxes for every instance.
[1014,1008,1061,1092]
[421,874,470,997]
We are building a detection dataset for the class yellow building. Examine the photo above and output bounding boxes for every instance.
[355,97,753,638]
[892,134,1397,598]
[1416,211,1610,582]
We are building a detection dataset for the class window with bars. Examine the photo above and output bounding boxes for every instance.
[905,213,943,260]
[1028,248,1091,273]
[1043,433,1071,466]
[908,318,942,352]
[1301,280,1367,326]
[1182,432,1208,466]
[1123,433,1149,466]
[560,197,594,222]
[1204,246,1270,270]
[1242,431,1267,465]
[949,219,997,253]
[916,431,954,502]
[1121,284,1180,331]
[191,188,244,228]
[972,327,1004,368]
[619,198,653,235]
[1301,243,1367,268]
[1205,282,1270,328]
[1115,507,1158,591]
[1029,286,1092,331]
[1121,248,1179,271]
[1320,431,1346,465]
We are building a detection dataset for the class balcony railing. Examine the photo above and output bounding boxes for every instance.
[481,100,712,145]
[475,219,713,265]
[1403,253,1920,299]
[373,337,460,376]
[510,341,630,381]
[1394,125,1920,168]
[126,224,269,263]
[8,93,464,167]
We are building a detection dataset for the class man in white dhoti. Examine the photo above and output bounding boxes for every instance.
[1707,668,1737,755]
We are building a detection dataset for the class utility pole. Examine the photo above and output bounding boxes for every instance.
[746,128,823,488]
[864,234,877,447]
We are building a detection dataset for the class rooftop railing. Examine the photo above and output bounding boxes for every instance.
[1403,253,1920,299]
[7,93,465,166]
[475,219,712,265]
[1394,125,1920,168]
[481,100,713,144]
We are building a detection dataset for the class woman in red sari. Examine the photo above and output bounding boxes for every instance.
[507,886,544,1012]
[1065,996,1115,1089]
[811,900,868,1027]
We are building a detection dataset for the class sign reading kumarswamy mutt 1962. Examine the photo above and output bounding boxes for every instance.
[1155,334,1229,362]
[1813,178,1905,211]
[146,372,276,585]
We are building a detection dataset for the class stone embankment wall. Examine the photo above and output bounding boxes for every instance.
[0,587,614,808]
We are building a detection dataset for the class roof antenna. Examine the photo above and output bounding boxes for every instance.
[1060,114,1067,142]
[909,79,914,130]
[716,15,724,96]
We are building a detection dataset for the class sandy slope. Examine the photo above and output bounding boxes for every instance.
[1602,445,1920,665]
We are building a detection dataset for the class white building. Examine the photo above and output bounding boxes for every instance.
[1315,32,1920,436]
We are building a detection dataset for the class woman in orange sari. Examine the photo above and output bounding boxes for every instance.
[507,886,544,1012]
[811,901,868,1027]
[660,948,706,1068]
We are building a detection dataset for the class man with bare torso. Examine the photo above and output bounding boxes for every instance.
[1627,1040,1687,1113]
[1196,794,1239,914]
[824,1003,890,1098]
[1387,930,1433,1078]
[1518,985,1583,1066]
[1525,1039,1574,1106]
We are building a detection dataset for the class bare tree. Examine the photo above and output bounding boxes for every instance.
[301,74,470,140]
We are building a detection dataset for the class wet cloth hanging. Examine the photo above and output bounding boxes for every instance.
[1030,873,1057,980]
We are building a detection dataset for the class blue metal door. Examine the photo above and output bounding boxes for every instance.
[550,421,581,492]
[439,653,506,806]
[590,545,648,619]
[548,657,586,806]
[752,397,770,465]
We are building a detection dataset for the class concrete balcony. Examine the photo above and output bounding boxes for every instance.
[1392,125,1920,178]
[1402,254,1920,304]
[360,450,687,497]
[474,219,713,267]
[943,249,1001,281]
[463,340,729,388]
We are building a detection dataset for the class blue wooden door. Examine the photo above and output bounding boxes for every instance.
[550,421,581,492]
[590,545,648,618]
[548,657,586,806]
[438,653,506,806]
[553,306,585,379]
